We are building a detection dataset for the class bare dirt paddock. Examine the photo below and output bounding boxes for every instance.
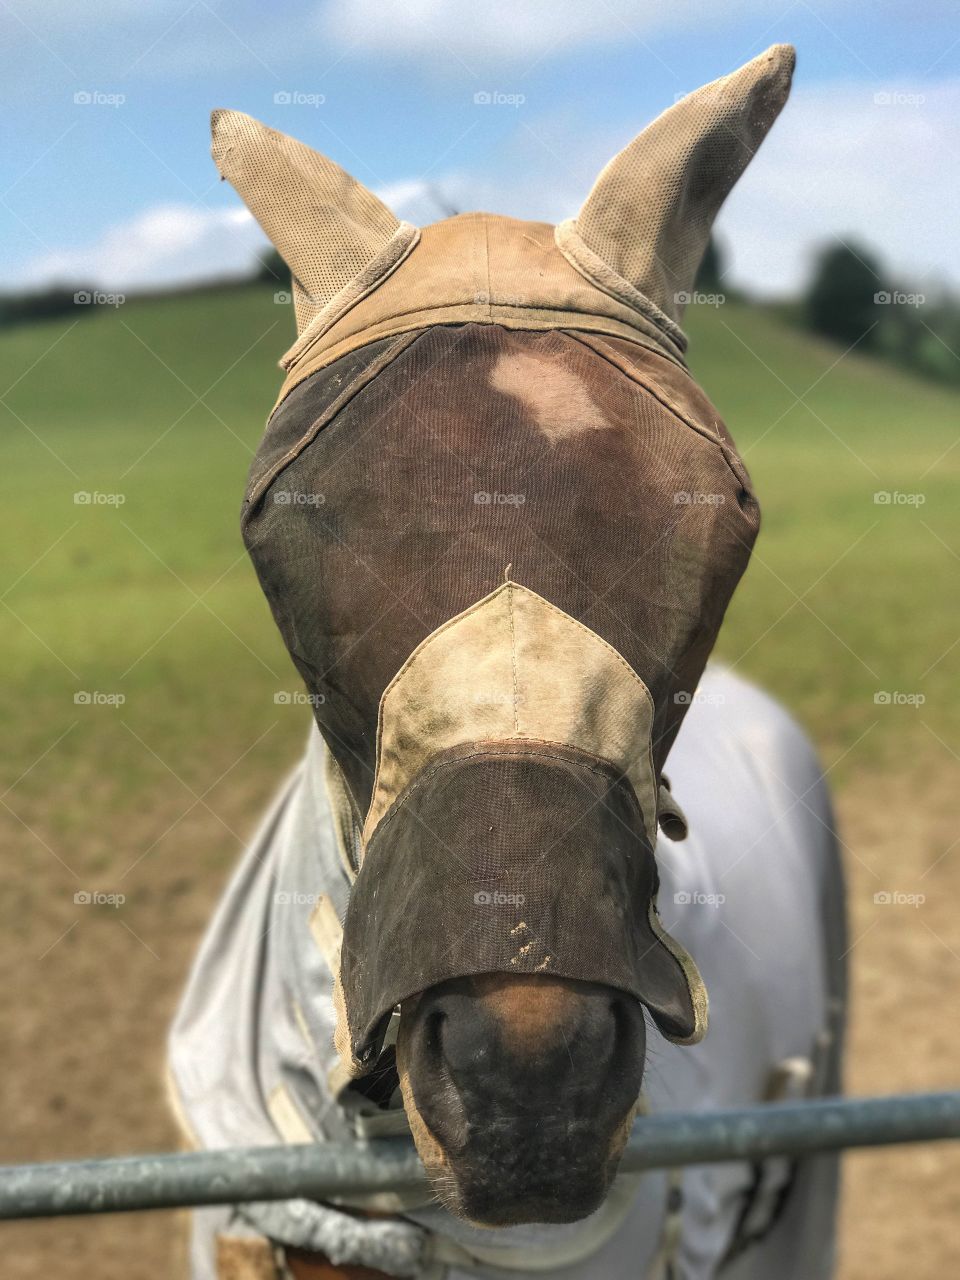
[2,759,957,1279]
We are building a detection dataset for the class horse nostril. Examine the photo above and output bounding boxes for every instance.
[423,1009,446,1061]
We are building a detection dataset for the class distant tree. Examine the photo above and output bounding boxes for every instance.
[695,235,725,293]
[0,285,92,328]
[805,241,885,348]
[257,248,290,287]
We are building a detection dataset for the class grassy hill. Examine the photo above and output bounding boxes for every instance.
[1,283,957,1280]
[1,284,956,831]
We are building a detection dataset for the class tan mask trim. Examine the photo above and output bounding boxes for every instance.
[647,898,708,1044]
[362,580,658,850]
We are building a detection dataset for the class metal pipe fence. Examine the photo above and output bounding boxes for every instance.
[2,1092,959,1221]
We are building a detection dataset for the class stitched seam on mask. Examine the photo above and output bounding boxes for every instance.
[247,330,423,508]
[567,332,722,443]
[366,741,643,850]
[507,581,520,735]
[280,223,421,371]
[566,332,755,500]
[364,581,658,845]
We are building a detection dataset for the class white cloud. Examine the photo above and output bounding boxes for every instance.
[319,0,779,66]
[716,77,960,295]
[15,204,269,291]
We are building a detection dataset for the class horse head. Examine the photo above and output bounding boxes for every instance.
[213,45,794,1225]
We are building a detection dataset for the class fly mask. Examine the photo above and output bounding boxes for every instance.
[213,45,795,1078]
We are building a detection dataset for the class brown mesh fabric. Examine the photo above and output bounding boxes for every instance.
[341,742,699,1069]
[242,323,759,814]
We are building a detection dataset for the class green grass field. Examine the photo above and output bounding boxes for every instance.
[1,284,956,833]
[2,284,957,1280]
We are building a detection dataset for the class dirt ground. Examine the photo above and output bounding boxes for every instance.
[1,756,957,1278]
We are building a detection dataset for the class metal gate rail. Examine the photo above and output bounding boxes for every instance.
[2,1092,958,1221]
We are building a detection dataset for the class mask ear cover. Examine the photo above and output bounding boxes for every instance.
[555,44,795,343]
[210,108,419,345]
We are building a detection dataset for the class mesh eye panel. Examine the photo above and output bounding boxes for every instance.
[242,323,759,813]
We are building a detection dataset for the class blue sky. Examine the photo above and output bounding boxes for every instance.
[2,0,957,297]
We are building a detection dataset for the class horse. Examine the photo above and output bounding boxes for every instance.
[169,44,847,1279]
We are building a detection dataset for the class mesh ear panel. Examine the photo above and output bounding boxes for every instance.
[210,109,412,333]
[558,44,795,330]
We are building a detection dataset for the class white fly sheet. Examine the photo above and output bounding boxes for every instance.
[169,665,845,1279]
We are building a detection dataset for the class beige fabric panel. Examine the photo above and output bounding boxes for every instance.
[274,213,686,406]
[362,581,658,849]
